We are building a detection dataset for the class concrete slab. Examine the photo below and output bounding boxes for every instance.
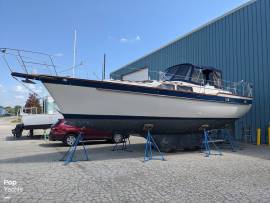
[0,117,270,202]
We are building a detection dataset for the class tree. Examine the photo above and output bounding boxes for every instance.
[14,105,22,115]
[24,93,42,114]
[4,106,14,115]
[3,105,22,115]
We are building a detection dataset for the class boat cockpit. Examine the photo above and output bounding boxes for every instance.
[113,63,252,98]
[162,63,222,89]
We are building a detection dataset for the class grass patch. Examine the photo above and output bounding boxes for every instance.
[10,117,21,123]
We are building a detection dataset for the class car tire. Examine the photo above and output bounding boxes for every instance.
[64,134,77,146]
[112,133,123,143]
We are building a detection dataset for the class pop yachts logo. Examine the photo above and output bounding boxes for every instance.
[3,179,23,193]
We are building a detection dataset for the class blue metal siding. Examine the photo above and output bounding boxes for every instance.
[111,0,270,143]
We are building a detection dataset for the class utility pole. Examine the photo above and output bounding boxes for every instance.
[73,29,77,77]
[102,54,106,80]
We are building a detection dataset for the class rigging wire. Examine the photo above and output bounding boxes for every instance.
[12,76,43,99]
[2,55,13,73]
[1,52,43,99]
[58,61,83,74]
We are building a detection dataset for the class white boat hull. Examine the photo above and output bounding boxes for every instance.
[21,113,63,127]
[44,82,251,134]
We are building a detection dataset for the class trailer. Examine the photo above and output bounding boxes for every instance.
[12,113,63,138]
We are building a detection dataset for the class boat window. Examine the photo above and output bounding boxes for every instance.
[163,64,192,81]
[159,84,175,90]
[176,85,193,92]
[211,71,222,88]
[163,66,178,81]
[173,65,192,81]
[191,68,204,84]
[202,69,222,88]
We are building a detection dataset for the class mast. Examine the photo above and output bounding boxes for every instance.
[72,29,77,77]
[102,54,106,80]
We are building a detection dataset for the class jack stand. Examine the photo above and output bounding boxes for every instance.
[60,131,89,165]
[202,129,222,157]
[112,135,132,152]
[143,124,165,162]
[221,128,236,151]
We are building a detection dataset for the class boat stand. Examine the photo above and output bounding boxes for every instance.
[202,129,222,157]
[60,132,89,165]
[220,128,236,151]
[143,124,165,162]
[112,135,132,152]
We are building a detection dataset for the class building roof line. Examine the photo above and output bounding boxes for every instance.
[111,0,257,75]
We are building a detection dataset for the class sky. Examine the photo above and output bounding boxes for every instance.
[0,0,250,107]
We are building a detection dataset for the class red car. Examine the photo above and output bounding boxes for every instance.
[49,119,123,146]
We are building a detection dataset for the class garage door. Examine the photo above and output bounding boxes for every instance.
[122,68,149,81]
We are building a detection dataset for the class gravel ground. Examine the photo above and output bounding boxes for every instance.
[0,117,270,203]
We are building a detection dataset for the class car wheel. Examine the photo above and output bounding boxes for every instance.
[64,134,77,146]
[112,133,123,143]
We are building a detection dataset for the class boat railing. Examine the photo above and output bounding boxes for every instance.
[0,48,58,76]
[1,48,253,98]
[159,71,253,98]
[1,47,88,80]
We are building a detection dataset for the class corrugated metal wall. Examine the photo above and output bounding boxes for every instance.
[111,0,270,143]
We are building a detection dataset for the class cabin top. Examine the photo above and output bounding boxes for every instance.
[162,63,222,88]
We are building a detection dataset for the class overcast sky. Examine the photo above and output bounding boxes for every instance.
[0,0,250,107]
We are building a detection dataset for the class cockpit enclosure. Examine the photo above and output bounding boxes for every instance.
[162,63,222,88]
